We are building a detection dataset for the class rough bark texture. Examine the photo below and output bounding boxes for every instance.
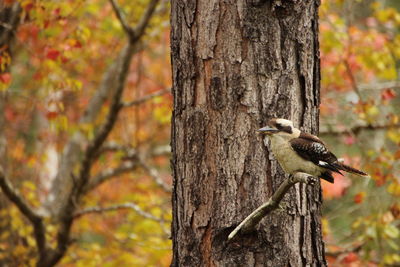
[171,0,326,266]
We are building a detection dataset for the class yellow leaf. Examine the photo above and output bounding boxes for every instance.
[387,181,400,196]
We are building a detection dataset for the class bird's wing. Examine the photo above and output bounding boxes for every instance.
[289,133,343,175]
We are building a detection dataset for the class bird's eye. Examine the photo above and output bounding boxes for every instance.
[276,124,292,134]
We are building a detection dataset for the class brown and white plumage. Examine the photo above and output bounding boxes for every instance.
[258,118,369,183]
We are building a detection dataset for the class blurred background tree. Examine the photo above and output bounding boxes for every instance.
[319,0,400,265]
[0,0,172,266]
[0,0,399,266]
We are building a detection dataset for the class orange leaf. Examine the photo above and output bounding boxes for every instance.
[354,192,365,204]
[342,252,358,264]
[46,111,58,120]
[321,173,351,199]
[4,106,16,121]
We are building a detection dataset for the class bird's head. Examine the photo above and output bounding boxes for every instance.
[258,118,300,139]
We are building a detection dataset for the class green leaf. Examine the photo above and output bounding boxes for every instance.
[384,224,400,239]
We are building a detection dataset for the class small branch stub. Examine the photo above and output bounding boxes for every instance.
[228,172,317,241]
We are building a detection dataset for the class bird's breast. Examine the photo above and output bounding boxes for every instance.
[269,136,322,176]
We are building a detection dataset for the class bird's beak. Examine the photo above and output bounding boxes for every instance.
[257,126,278,135]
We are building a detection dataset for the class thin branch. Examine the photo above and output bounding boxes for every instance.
[95,142,137,161]
[110,0,160,43]
[98,142,131,153]
[325,243,363,257]
[343,59,364,103]
[0,167,47,259]
[358,81,400,91]
[41,0,161,264]
[131,0,160,42]
[320,122,400,136]
[150,145,170,157]
[139,158,171,193]
[228,172,316,241]
[84,161,138,193]
[45,47,140,216]
[109,0,134,36]
[122,88,170,108]
[0,22,12,30]
[76,43,135,191]
[45,18,136,267]
[74,202,165,222]
[99,143,170,157]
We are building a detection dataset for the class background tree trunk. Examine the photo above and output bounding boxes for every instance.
[171,0,326,266]
[0,3,22,266]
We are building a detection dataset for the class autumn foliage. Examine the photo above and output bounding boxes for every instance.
[1,0,171,266]
[0,0,399,266]
[320,0,400,265]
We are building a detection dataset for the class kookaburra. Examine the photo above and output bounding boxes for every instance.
[258,118,369,183]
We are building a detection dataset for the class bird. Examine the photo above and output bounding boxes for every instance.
[258,118,369,183]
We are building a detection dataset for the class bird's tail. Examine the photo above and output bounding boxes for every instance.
[338,163,370,178]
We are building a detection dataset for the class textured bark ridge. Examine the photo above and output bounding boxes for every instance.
[171,0,326,266]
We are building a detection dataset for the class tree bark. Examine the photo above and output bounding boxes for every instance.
[171,0,326,266]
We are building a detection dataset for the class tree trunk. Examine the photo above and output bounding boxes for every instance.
[0,3,22,266]
[171,0,326,266]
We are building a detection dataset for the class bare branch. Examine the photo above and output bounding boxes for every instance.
[0,167,47,259]
[131,0,160,42]
[99,143,169,157]
[41,0,161,264]
[85,161,138,193]
[109,0,134,36]
[320,122,400,136]
[122,88,170,108]
[95,142,137,161]
[150,145,171,156]
[228,172,316,241]
[139,159,171,193]
[325,243,363,257]
[44,20,136,267]
[74,202,165,222]
[150,145,170,157]
[358,81,400,91]
[110,0,160,43]
[77,42,136,187]
[0,22,12,30]
[98,142,130,153]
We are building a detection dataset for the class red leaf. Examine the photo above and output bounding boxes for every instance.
[74,40,82,48]
[22,2,34,12]
[342,252,358,263]
[0,73,11,84]
[354,192,365,204]
[33,72,42,80]
[343,135,355,145]
[46,49,60,60]
[4,106,16,121]
[61,56,69,64]
[381,88,396,101]
[53,8,61,17]
[46,111,58,120]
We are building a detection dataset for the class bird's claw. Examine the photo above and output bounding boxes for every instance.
[307,176,318,186]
